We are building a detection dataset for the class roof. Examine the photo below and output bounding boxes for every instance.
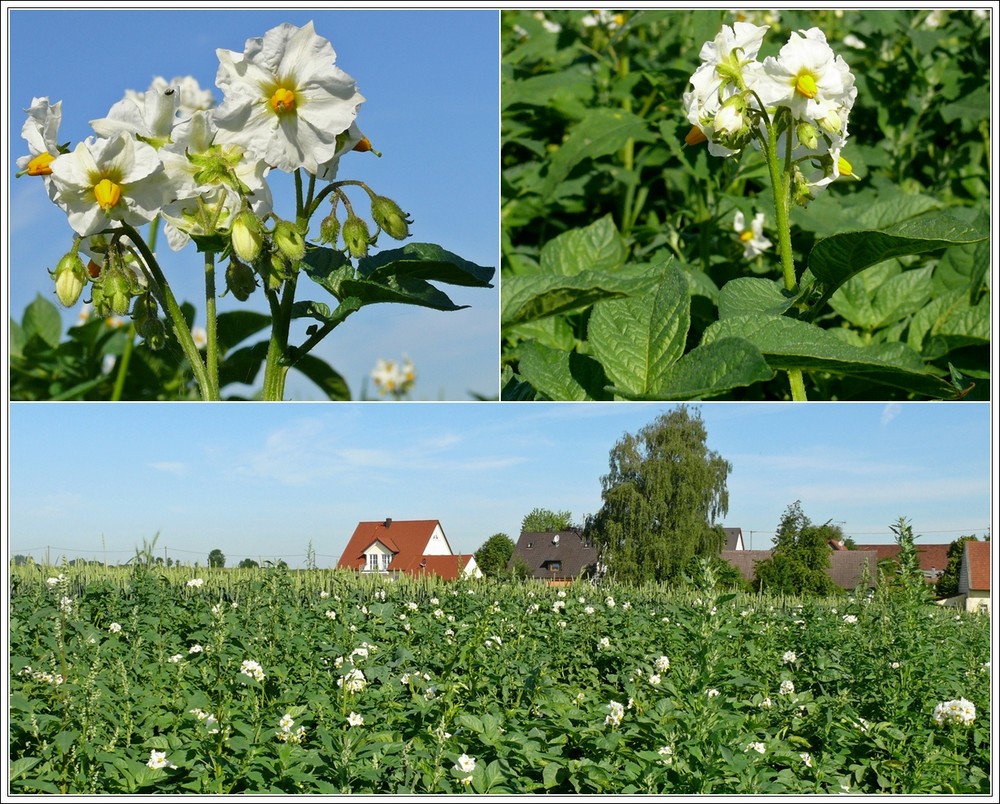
[853,543,951,576]
[959,540,991,593]
[720,550,879,590]
[337,519,452,573]
[723,528,744,551]
[401,554,478,581]
[509,529,597,581]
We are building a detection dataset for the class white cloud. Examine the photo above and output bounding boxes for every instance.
[149,461,187,476]
[881,403,901,427]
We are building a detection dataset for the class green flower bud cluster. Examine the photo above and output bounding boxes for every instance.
[132,295,167,351]
[370,195,412,241]
[225,258,257,301]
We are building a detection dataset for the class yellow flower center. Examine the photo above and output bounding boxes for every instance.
[270,87,297,114]
[837,156,854,177]
[94,178,122,211]
[794,71,819,99]
[684,125,708,146]
[27,152,56,176]
[740,230,754,243]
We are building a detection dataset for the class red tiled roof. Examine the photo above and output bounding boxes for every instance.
[401,554,476,581]
[961,541,991,592]
[852,543,951,575]
[337,520,449,572]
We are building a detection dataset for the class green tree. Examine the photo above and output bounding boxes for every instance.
[208,549,226,569]
[584,407,731,583]
[754,502,839,596]
[475,533,515,577]
[521,507,574,533]
[935,534,979,598]
[238,558,260,569]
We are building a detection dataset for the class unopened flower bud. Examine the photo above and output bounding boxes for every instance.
[51,252,88,307]
[714,104,744,137]
[225,259,257,301]
[273,219,306,263]
[796,122,819,150]
[817,108,843,135]
[139,315,167,351]
[231,211,263,263]
[319,212,341,246]
[371,196,412,240]
[342,215,371,259]
[100,265,135,317]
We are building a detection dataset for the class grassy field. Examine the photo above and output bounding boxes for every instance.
[7,562,991,794]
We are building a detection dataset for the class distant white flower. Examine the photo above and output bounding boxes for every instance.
[933,698,976,726]
[553,600,566,612]
[781,650,797,664]
[605,700,625,727]
[239,659,265,682]
[279,714,295,731]
[622,601,632,610]
[890,661,900,669]
[320,591,330,599]
[188,644,204,654]
[187,578,205,588]
[486,635,502,648]
[842,614,858,624]
[780,679,795,695]
[147,749,175,770]
[433,608,445,618]
[58,597,74,615]
[108,622,122,634]
[325,610,337,620]
[842,34,866,49]
[347,711,364,727]
[584,606,596,615]
[605,596,616,608]
[747,741,766,754]
[167,654,184,664]
[734,211,772,259]
[706,688,720,698]
[46,575,64,586]
[655,655,671,673]
[658,745,674,765]
[213,21,365,175]
[338,668,366,693]
[649,674,662,686]
[800,752,813,767]
[455,753,477,774]
[400,672,411,685]
[759,697,773,709]
[597,637,611,650]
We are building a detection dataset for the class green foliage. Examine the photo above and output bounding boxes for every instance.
[207,549,226,569]
[475,534,516,577]
[755,503,839,596]
[501,9,990,400]
[934,535,978,599]
[8,563,990,794]
[521,508,575,533]
[585,407,730,583]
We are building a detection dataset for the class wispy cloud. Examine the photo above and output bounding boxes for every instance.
[881,403,901,427]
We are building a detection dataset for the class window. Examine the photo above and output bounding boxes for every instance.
[367,553,379,572]
[548,561,561,572]
[526,542,533,548]
[381,553,392,570]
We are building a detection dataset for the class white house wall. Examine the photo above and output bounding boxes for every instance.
[423,523,452,556]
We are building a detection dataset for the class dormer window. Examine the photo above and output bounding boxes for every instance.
[367,554,379,572]
[526,542,533,548]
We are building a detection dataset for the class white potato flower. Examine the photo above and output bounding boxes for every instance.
[17,97,63,192]
[733,211,772,259]
[213,21,365,175]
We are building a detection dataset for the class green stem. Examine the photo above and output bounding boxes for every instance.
[121,224,216,400]
[261,277,297,401]
[204,251,220,399]
[763,117,797,294]
[110,323,137,401]
[787,369,807,401]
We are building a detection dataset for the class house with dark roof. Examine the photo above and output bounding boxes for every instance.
[724,527,745,551]
[509,529,598,585]
[720,549,878,590]
[958,540,990,613]
[336,519,481,581]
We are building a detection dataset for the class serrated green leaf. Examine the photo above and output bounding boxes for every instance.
[9,757,42,782]
[357,243,494,288]
[501,267,659,328]
[588,265,688,397]
[718,277,797,319]
[516,341,610,401]
[23,294,63,348]
[541,108,654,197]
[830,265,933,330]
[610,337,774,400]
[539,215,626,277]
[908,287,990,358]
[703,314,953,397]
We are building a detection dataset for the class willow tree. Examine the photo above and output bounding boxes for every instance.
[585,407,730,583]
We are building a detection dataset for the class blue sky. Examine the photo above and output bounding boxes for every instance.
[6,8,499,400]
[7,402,992,567]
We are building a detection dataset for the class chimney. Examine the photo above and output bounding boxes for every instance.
[384,517,392,528]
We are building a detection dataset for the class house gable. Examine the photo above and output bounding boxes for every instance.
[509,529,597,582]
[723,527,745,551]
[959,540,990,594]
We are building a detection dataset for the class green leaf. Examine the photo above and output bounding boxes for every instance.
[516,342,611,401]
[541,108,654,197]
[588,266,689,397]
[500,366,537,401]
[907,287,990,358]
[718,277,797,319]
[539,215,626,277]
[501,267,659,328]
[807,211,987,308]
[303,249,466,312]
[215,310,270,353]
[22,294,63,348]
[829,264,934,330]
[543,761,563,789]
[940,86,990,123]
[292,298,364,332]
[290,353,351,400]
[9,757,42,782]
[357,243,495,288]
[611,337,775,400]
[218,341,268,390]
[702,314,953,397]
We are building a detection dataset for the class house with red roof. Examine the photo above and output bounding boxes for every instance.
[850,542,951,585]
[336,519,482,581]
[957,540,991,613]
